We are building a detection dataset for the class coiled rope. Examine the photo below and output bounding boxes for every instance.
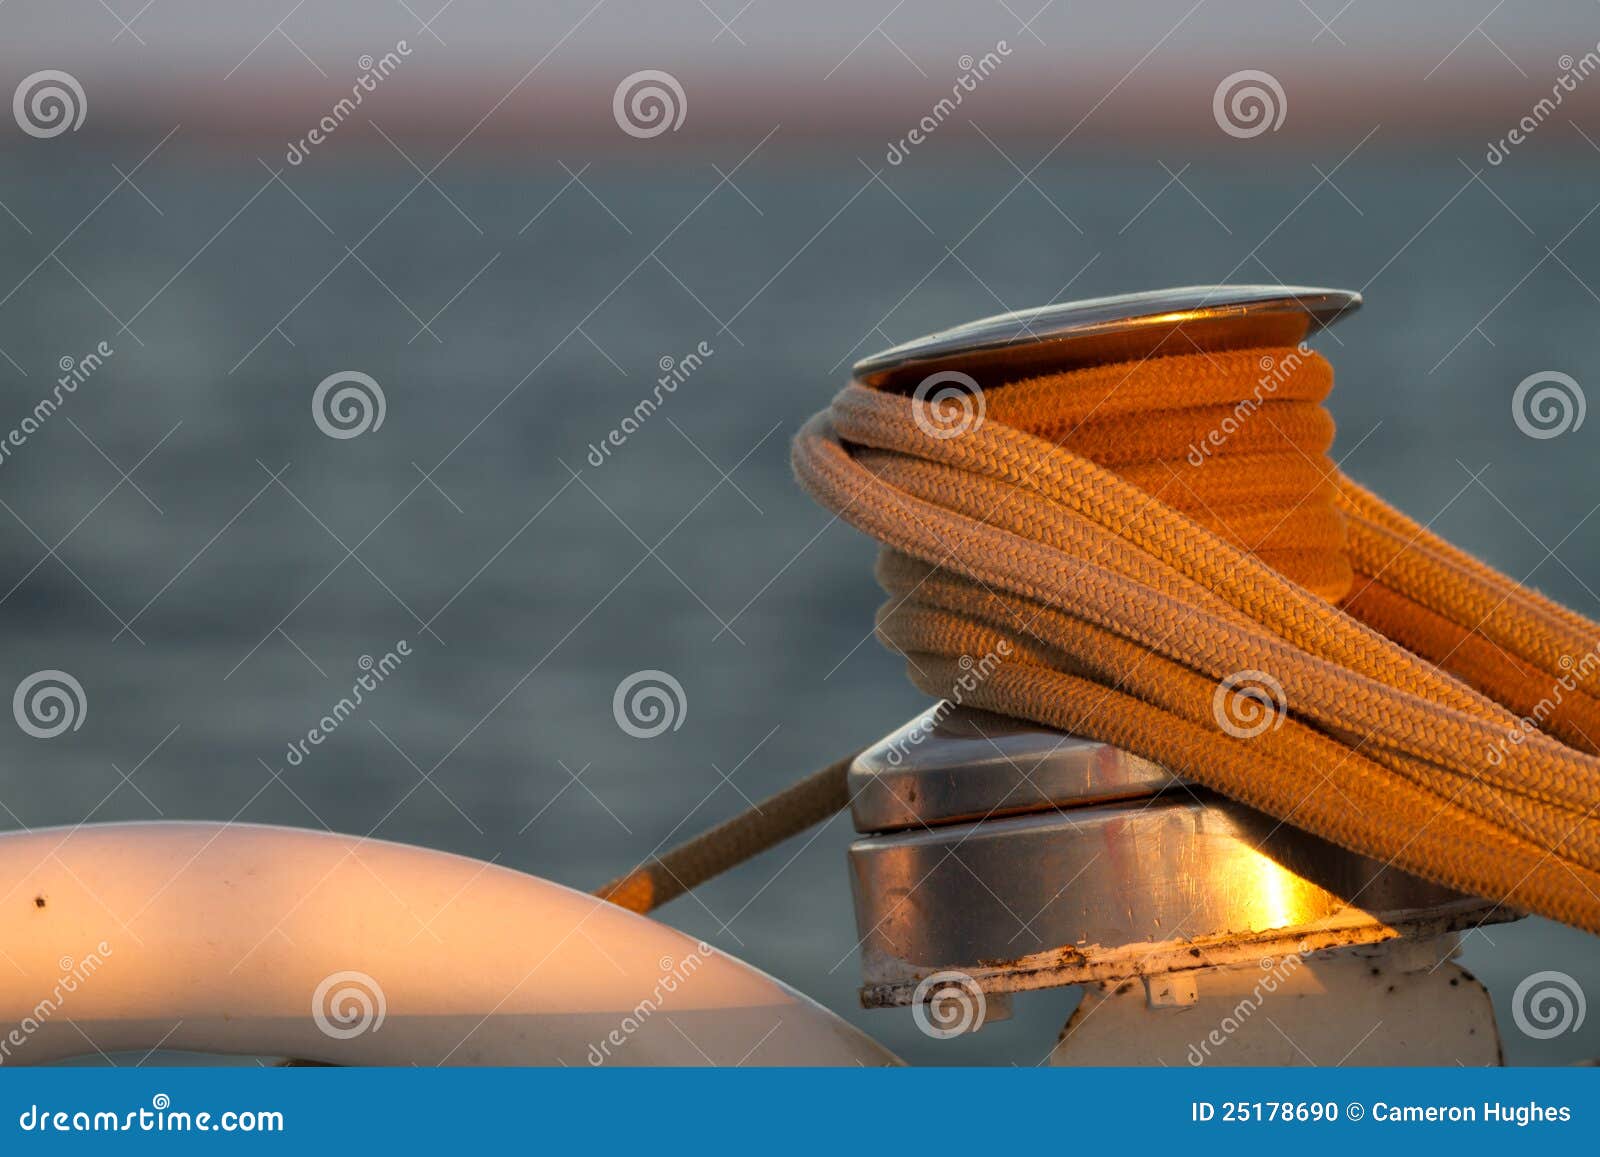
[602,346,1600,935]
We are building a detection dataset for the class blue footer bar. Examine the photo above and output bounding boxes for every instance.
[0,1068,1596,1152]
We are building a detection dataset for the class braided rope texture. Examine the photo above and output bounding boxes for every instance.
[792,347,1600,933]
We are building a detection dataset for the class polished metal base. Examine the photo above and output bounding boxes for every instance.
[848,706,1513,1008]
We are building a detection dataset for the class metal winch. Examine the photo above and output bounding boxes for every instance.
[844,287,1518,1066]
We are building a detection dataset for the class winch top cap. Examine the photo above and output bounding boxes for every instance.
[852,284,1362,390]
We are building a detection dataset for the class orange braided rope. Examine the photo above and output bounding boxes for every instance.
[787,346,1600,934]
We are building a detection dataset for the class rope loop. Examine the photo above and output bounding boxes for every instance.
[792,347,1600,933]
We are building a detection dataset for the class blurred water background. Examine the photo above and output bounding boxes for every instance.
[6,0,1600,1066]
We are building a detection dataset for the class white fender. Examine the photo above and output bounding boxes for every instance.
[0,822,899,1066]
